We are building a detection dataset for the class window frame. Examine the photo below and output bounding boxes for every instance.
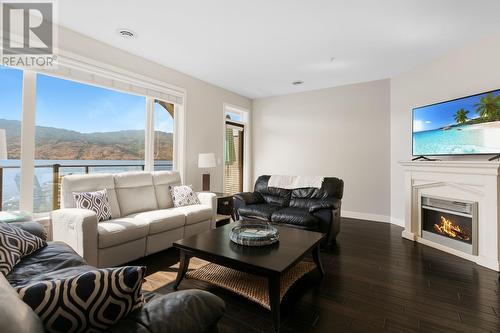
[2,52,186,213]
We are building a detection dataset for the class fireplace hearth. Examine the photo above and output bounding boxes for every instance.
[421,196,477,255]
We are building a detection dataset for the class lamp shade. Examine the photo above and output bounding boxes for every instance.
[0,129,7,160]
[198,153,216,168]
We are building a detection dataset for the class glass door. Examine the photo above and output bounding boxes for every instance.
[224,120,244,194]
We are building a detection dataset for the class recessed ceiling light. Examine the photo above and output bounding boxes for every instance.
[117,28,136,39]
[292,80,304,86]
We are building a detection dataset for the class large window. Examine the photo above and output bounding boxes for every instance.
[33,74,147,212]
[0,66,24,211]
[0,65,182,214]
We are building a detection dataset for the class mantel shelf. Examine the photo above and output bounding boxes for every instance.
[399,160,500,176]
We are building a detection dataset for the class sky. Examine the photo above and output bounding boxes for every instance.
[413,90,499,132]
[0,66,173,133]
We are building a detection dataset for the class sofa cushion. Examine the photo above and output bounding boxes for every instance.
[129,209,185,235]
[114,172,159,216]
[271,207,320,229]
[16,266,146,333]
[0,222,46,276]
[153,171,182,209]
[238,203,282,220]
[61,173,121,219]
[290,177,344,209]
[171,204,212,225]
[0,273,44,333]
[73,189,112,222]
[108,289,225,333]
[254,175,292,207]
[6,242,89,287]
[98,218,149,249]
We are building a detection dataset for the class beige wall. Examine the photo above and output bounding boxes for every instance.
[390,33,500,225]
[58,27,252,192]
[57,26,500,226]
[252,79,391,221]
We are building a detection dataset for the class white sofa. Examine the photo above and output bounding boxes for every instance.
[51,171,216,268]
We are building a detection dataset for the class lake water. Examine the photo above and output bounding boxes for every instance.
[413,122,500,155]
[1,159,172,212]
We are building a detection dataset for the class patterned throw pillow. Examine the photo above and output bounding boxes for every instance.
[16,266,146,333]
[73,189,112,222]
[0,222,46,276]
[169,185,201,207]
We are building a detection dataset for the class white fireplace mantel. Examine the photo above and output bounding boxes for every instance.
[399,160,500,271]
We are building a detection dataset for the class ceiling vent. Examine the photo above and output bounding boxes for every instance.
[117,29,136,39]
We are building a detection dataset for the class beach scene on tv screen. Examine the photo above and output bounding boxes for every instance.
[413,90,500,155]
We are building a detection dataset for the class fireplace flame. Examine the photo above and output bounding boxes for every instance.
[434,216,470,241]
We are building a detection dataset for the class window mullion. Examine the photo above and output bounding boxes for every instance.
[144,97,155,172]
[19,70,37,212]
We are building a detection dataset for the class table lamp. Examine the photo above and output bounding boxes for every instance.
[198,153,216,191]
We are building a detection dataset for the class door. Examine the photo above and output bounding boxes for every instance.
[224,120,244,194]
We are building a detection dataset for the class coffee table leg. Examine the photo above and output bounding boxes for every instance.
[268,274,281,332]
[173,250,190,290]
[312,245,325,276]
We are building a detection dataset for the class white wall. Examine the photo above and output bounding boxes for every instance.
[390,33,500,226]
[57,27,252,192]
[252,79,391,221]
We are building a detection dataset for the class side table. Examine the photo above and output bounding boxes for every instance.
[212,192,235,227]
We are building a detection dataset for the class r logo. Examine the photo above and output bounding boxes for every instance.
[2,2,53,54]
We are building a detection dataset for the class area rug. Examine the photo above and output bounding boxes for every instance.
[141,257,209,292]
[186,261,316,310]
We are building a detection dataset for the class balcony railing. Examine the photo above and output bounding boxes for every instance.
[0,162,171,212]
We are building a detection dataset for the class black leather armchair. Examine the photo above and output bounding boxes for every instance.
[234,175,344,247]
[2,223,224,333]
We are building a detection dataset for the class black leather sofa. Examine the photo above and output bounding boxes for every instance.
[234,175,344,247]
[1,222,224,333]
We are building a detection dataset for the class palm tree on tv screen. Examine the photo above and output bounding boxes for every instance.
[454,108,469,124]
[474,93,500,121]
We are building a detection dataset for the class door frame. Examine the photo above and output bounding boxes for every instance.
[222,103,251,193]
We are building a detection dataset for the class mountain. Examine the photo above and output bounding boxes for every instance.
[0,119,173,160]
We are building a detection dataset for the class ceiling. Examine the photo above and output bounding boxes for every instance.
[58,0,500,99]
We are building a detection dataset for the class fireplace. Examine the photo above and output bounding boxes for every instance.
[421,196,477,255]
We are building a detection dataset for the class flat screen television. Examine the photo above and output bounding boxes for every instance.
[412,89,500,156]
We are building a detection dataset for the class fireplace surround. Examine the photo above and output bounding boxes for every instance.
[400,161,500,271]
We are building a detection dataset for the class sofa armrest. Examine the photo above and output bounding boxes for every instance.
[109,290,225,333]
[308,198,341,213]
[50,209,98,267]
[233,192,264,205]
[11,222,47,241]
[197,192,217,229]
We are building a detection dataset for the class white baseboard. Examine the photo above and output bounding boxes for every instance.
[390,217,405,227]
[340,210,406,226]
[341,210,391,223]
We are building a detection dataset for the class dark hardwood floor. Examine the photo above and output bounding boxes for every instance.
[133,218,500,332]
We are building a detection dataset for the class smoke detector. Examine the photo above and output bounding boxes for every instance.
[292,80,304,86]
[117,29,136,39]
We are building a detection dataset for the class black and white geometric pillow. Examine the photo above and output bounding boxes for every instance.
[16,266,146,333]
[73,189,112,222]
[169,185,201,207]
[0,222,46,276]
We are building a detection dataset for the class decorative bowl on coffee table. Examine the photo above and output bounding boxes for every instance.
[230,221,279,246]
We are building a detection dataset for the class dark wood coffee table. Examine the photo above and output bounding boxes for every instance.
[173,222,325,332]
